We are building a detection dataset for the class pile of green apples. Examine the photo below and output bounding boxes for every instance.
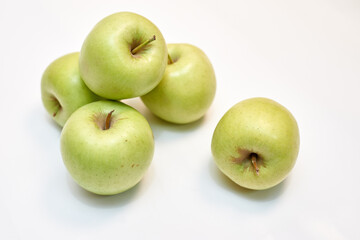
[41,12,300,195]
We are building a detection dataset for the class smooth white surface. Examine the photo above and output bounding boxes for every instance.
[1,0,360,239]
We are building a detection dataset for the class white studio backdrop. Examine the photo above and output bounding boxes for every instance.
[1,0,359,239]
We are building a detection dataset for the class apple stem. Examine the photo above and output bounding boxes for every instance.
[168,54,174,64]
[51,97,61,117]
[131,35,156,55]
[251,153,260,176]
[105,110,115,130]
[53,105,60,117]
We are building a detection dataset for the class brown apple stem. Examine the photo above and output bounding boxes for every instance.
[251,153,260,176]
[168,54,174,64]
[53,105,60,117]
[105,110,115,130]
[131,35,156,54]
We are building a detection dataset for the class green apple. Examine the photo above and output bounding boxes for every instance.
[41,52,101,127]
[79,12,167,100]
[61,100,154,195]
[141,43,216,124]
[211,97,300,190]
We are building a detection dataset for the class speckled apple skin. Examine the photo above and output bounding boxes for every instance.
[211,98,300,190]
[141,44,216,124]
[61,100,154,195]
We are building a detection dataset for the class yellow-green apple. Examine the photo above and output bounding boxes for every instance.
[141,44,216,124]
[79,12,167,100]
[211,98,300,190]
[41,52,101,127]
[61,100,154,195]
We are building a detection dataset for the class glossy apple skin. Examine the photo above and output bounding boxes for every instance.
[79,12,167,100]
[211,98,300,190]
[61,100,154,195]
[141,44,216,124]
[41,52,100,127]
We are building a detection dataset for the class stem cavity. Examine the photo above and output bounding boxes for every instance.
[131,35,156,55]
[105,110,115,130]
[168,54,174,64]
[250,153,260,176]
[52,97,61,117]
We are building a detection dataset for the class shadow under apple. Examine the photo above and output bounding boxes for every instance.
[66,174,141,209]
[45,113,63,132]
[122,97,207,141]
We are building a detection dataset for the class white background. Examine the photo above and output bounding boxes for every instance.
[1,0,360,239]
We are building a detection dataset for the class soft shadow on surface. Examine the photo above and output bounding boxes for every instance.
[45,114,62,132]
[66,165,155,209]
[67,175,141,208]
[208,157,287,201]
[42,171,133,228]
[123,98,206,140]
